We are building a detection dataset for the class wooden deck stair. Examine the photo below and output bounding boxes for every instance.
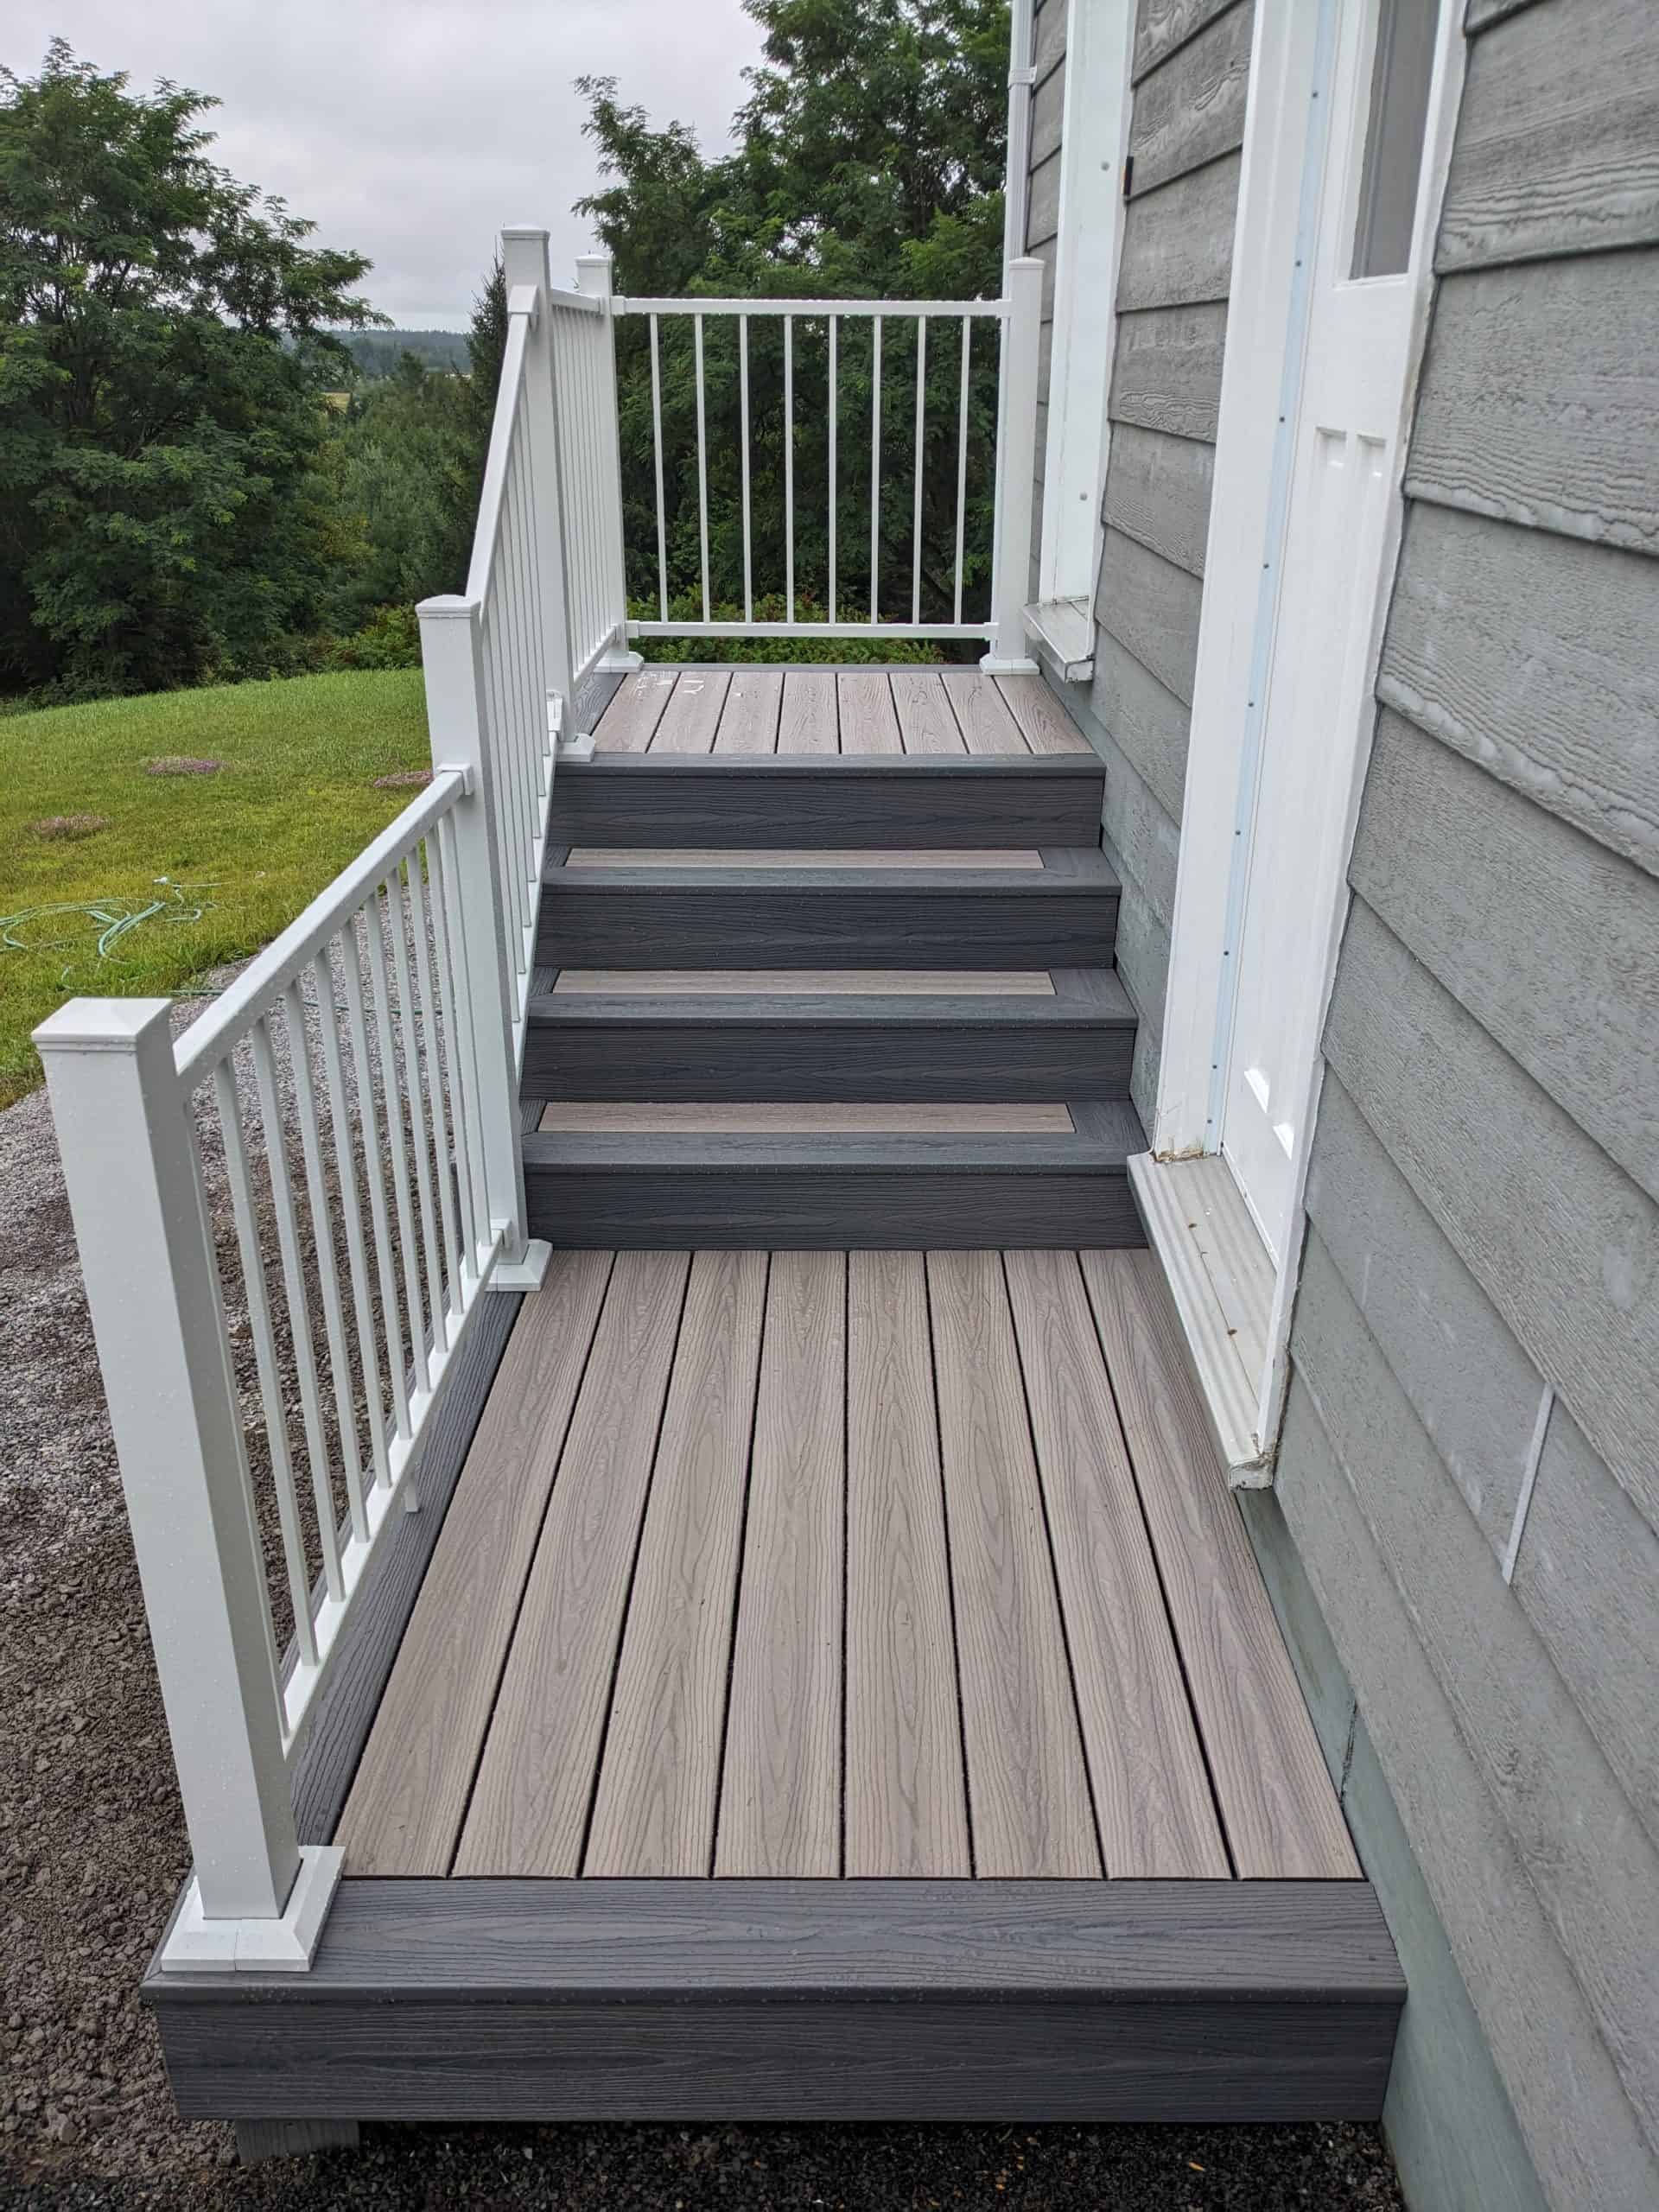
[523,669,1141,1245]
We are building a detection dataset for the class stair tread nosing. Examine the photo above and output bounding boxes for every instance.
[530,966,1135,1028]
[524,1096,1141,1169]
[543,845,1117,893]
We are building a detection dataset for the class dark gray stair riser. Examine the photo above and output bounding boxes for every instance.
[522,1019,1133,1102]
[525,1166,1143,1249]
[537,887,1118,969]
[550,759,1106,849]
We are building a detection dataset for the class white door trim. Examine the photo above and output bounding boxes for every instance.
[1149,0,1466,1476]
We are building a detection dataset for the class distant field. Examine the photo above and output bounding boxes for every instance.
[0,671,431,1107]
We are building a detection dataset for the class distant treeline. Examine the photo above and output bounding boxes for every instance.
[335,328,471,379]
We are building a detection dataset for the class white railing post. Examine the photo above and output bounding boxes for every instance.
[982,256,1044,675]
[575,252,642,673]
[501,226,578,743]
[33,999,341,1971]
[418,594,550,1293]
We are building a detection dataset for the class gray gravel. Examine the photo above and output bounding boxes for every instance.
[0,978,1406,2209]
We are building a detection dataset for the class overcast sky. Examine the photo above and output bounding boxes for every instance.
[11,3,766,327]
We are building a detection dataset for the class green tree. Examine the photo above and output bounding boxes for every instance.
[0,41,378,696]
[576,0,1009,636]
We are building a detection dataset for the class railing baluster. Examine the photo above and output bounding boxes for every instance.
[870,314,883,624]
[387,861,448,1351]
[249,1014,344,1605]
[424,824,481,1274]
[740,314,753,626]
[650,312,668,623]
[912,315,927,626]
[364,883,432,1398]
[312,941,391,1492]
[784,313,795,623]
[955,315,971,626]
[340,918,412,1443]
[406,851,463,1312]
[283,977,369,1545]
[828,315,838,623]
[694,312,710,625]
[213,1057,317,1662]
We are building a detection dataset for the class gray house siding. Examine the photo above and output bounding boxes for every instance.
[1089,0,1250,1126]
[1025,0,1067,600]
[1262,0,1659,2204]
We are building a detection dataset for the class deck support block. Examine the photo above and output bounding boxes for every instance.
[978,653,1041,675]
[235,2117,360,2163]
[556,732,597,763]
[160,1846,343,1974]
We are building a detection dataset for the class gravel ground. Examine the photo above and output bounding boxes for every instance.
[0,976,1407,2212]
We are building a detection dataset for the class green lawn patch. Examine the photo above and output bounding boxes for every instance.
[1,670,431,1107]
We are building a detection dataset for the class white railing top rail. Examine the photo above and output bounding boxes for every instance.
[615,294,1010,318]
[464,291,535,606]
[546,283,605,316]
[174,772,465,1090]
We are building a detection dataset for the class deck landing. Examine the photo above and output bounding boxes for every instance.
[335,1247,1356,1883]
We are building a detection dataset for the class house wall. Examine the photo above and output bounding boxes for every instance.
[1259,0,1659,2205]
[1087,0,1252,1125]
[1024,0,1068,599]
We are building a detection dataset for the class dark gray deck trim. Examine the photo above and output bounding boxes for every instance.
[148,1878,1402,2123]
[522,969,1136,1103]
[291,1289,524,1844]
[550,753,1105,849]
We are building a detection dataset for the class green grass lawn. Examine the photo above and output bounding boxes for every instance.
[0,670,432,1107]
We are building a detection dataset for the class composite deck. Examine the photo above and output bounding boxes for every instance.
[336,1245,1356,1883]
[592,665,1093,755]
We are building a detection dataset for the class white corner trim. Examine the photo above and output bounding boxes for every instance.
[160,1846,343,1974]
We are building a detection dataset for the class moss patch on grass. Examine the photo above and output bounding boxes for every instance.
[0,670,430,1106]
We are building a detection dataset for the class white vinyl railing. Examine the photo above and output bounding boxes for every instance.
[35,227,573,1973]
[613,260,1041,667]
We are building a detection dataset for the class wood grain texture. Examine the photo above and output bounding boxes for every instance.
[334,1255,613,1873]
[995,673,1091,755]
[1438,0,1659,271]
[1513,1402,1659,1847]
[1095,725,1181,925]
[1305,1070,1540,1561]
[1325,898,1659,1535]
[1133,0,1239,83]
[1290,1238,1659,2145]
[1032,0,1067,76]
[892,671,968,754]
[593,670,678,753]
[713,669,783,753]
[453,1251,691,1876]
[582,1252,767,1876]
[1351,709,1659,1202]
[1407,256,1659,556]
[1274,1379,1659,2210]
[1089,627,1192,823]
[926,1249,1100,1878]
[1003,1249,1229,1878]
[1030,50,1066,167]
[837,671,901,753]
[717,1251,846,1875]
[779,670,839,753]
[294,1286,521,1845]
[1117,153,1242,312]
[1027,148,1063,251]
[1377,503,1659,879]
[1109,302,1228,442]
[1079,1249,1359,1878]
[845,1251,971,1877]
[1096,527,1204,706]
[1129,0,1253,195]
[538,1103,1077,1135]
[649,670,732,753]
[1103,423,1214,578]
[564,848,1046,869]
[940,671,1030,754]
[551,969,1057,996]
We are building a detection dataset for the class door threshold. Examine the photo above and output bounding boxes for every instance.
[1128,1153,1274,1485]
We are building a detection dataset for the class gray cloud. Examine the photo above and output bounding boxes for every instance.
[9,2,765,325]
